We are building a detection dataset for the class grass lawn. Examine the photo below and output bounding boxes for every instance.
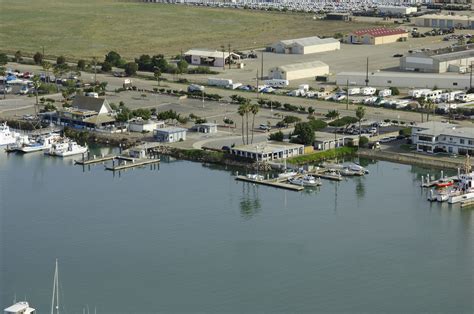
[0,0,383,60]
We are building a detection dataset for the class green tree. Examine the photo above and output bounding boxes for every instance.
[105,51,122,67]
[0,53,8,65]
[77,59,86,70]
[389,87,400,96]
[33,52,43,65]
[101,61,112,72]
[31,75,41,115]
[326,109,340,119]
[293,122,315,145]
[176,59,188,75]
[56,55,66,65]
[14,51,22,63]
[0,66,6,99]
[268,130,284,141]
[41,61,52,83]
[355,106,366,147]
[124,62,138,76]
[282,115,301,127]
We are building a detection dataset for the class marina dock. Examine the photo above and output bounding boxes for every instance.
[235,176,304,191]
[105,158,160,171]
[75,155,117,165]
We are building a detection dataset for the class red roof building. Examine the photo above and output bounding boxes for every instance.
[344,28,408,45]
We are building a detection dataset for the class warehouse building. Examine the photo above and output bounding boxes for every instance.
[377,5,417,15]
[268,61,329,81]
[326,13,350,21]
[413,14,474,29]
[344,28,408,45]
[400,45,474,73]
[154,127,187,143]
[336,71,472,89]
[270,36,340,55]
[183,49,240,67]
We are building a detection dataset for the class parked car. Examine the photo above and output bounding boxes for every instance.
[259,124,271,131]
[393,53,403,57]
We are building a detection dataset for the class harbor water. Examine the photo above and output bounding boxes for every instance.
[0,149,473,313]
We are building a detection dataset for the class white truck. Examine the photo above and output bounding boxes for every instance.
[378,89,392,97]
[264,79,289,88]
[208,78,233,87]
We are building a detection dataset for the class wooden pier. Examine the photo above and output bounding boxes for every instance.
[105,158,160,171]
[235,176,304,191]
[460,199,474,208]
[314,172,343,181]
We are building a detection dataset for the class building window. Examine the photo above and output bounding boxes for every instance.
[460,139,465,144]
[469,140,473,145]
[453,82,458,86]
[387,80,392,84]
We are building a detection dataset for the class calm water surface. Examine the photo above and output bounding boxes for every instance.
[0,149,473,313]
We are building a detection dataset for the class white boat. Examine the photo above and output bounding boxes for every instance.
[246,173,264,181]
[47,139,88,157]
[0,122,20,146]
[4,302,36,314]
[346,163,369,174]
[340,168,364,176]
[16,133,60,153]
[278,170,298,179]
[289,175,322,187]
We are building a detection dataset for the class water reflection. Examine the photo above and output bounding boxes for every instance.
[239,182,262,220]
[355,178,365,199]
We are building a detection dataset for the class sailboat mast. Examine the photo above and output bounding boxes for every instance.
[51,259,59,314]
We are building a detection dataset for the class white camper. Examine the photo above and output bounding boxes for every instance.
[347,87,360,96]
[361,87,376,96]
[378,89,392,97]
[208,78,233,87]
[264,79,289,88]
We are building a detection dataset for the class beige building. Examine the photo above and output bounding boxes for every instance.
[270,36,340,55]
[413,14,473,29]
[344,28,408,45]
[230,142,304,161]
[268,61,329,81]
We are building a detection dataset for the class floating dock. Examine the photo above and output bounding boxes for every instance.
[313,172,343,181]
[75,155,117,165]
[460,199,474,208]
[105,158,160,171]
[235,176,304,191]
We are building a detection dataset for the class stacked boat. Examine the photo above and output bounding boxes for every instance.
[10,133,61,153]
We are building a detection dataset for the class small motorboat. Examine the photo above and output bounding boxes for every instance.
[288,175,322,187]
[434,178,454,188]
[246,174,264,181]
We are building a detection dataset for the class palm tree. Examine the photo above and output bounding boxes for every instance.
[154,68,161,87]
[250,103,259,144]
[244,100,251,144]
[32,75,41,116]
[41,61,52,83]
[355,106,366,147]
[417,98,425,123]
[0,66,6,100]
[53,67,61,92]
[238,104,247,145]
[426,99,434,122]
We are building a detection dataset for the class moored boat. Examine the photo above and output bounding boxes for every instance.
[0,122,20,146]
[246,173,264,181]
[288,175,322,187]
[15,133,60,153]
[46,139,88,157]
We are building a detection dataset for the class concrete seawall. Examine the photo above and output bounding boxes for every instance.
[358,149,470,170]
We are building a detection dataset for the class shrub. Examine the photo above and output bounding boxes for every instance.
[268,130,284,141]
[359,136,369,147]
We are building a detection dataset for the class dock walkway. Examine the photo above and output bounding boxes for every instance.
[235,176,304,191]
[105,158,160,171]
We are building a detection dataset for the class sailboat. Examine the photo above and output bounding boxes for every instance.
[51,258,60,314]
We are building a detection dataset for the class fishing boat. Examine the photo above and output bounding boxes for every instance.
[15,133,60,153]
[0,122,20,146]
[448,155,474,204]
[288,175,322,187]
[46,139,88,157]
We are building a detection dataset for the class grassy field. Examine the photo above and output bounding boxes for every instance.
[0,0,383,60]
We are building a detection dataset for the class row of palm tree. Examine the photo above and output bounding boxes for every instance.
[238,99,259,145]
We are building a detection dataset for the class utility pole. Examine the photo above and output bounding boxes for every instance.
[261,50,264,80]
[346,79,349,110]
[92,57,97,93]
[365,57,369,87]
[221,45,225,71]
[228,43,231,70]
[256,69,259,98]
[470,61,473,90]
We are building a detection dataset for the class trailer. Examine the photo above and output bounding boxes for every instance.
[188,84,205,92]
[208,78,233,87]
[378,89,392,97]
[456,93,474,103]
[226,83,242,90]
[360,87,376,96]
[347,87,360,95]
[409,89,432,99]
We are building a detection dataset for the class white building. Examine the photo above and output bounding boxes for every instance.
[268,61,329,82]
[230,141,304,161]
[270,36,340,55]
[336,71,472,89]
[413,14,474,29]
[154,127,187,143]
[377,5,417,15]
[183,49,240,67]
[193,123,218,134]
[412,121,474,154]
[128,119,165,133]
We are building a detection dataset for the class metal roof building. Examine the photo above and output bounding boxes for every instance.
[268,61,329,82]
[270,36,340,55]
[344,28,408,45]
[413,14,474,29]
[183,49,240,67]
[230,141,304,161]
[400,45,474,73]
[153,127,187,143]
